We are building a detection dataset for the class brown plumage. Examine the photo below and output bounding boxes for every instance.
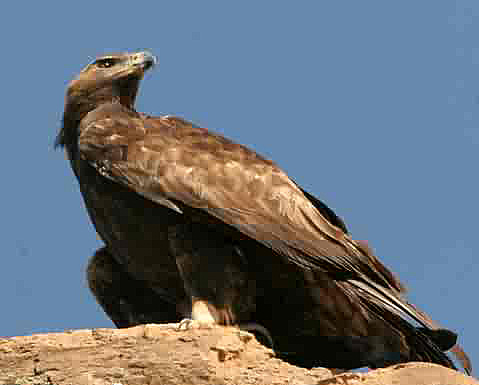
[57,51,471,372]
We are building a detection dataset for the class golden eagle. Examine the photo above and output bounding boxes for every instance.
[56,51,471,373]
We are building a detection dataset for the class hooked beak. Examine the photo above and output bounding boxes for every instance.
[129,51,157,71]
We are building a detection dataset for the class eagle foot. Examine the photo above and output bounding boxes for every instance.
[177,318,217,331]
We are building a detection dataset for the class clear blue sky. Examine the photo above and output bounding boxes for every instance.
[1,0,476,372]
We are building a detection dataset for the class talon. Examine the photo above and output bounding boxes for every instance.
[177,318,216,330]
[177,318,192,331]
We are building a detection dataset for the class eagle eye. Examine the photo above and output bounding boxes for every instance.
[96,58,118,69]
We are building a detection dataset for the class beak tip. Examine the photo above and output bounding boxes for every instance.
[143,51,157,69]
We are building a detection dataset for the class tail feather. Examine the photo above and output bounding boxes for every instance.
[417,328,457,351]
[409,302,472,375]
[348,278,467,373]
[401,327,457,370]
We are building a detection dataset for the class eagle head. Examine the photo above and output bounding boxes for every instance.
[57,51,156,149]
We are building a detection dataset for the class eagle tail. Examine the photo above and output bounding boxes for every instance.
[409,302,472,375]
[347,279,462,372]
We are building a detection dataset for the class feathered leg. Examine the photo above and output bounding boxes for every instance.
[87,246,183,327]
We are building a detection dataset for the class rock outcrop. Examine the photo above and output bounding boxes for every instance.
[0,324,476,385]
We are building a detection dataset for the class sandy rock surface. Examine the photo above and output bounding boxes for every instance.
[0,324,475,385]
